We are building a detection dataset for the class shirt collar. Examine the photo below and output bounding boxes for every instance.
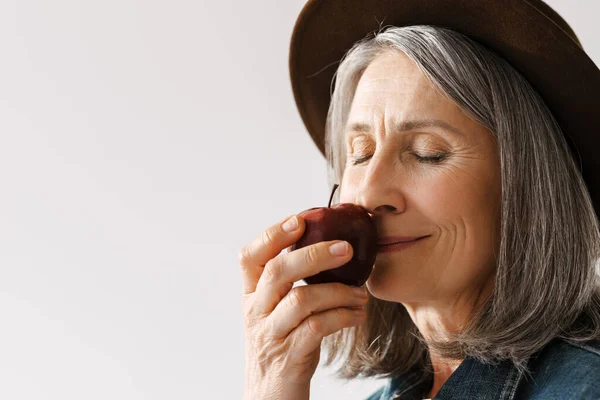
[382,355,526,399]
[435,356,525,399]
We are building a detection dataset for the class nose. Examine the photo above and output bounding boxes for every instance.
[366,204,397,216]
[354,156,407,217]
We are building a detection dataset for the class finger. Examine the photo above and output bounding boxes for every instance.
[268,283,368,337]
[252,240,354,315]
[238,214,305,295]
[291,306,367,353]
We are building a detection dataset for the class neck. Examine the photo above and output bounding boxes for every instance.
[403,275,495,398]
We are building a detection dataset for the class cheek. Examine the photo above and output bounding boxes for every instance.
[423,168,501,258]
[420,161,500,218]
[339,169,360,203]
[412,177,460,220]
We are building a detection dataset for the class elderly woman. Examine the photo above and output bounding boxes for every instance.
[239,1,600,399]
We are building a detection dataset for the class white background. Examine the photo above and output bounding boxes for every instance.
[0,1,598,399]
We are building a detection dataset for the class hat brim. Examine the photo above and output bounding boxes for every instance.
[289,0,600,215]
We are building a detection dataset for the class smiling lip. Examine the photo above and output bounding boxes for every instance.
[377,236,425,245]
[377,236,427,253]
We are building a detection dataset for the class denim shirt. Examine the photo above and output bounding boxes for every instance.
[364,338,600,399]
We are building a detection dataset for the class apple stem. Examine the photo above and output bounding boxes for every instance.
[328,184,339,208]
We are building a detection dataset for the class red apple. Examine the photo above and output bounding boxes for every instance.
[290,184,378,287]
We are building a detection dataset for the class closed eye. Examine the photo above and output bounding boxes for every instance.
[413,153,448,164]
[350,154,373,165]
[350,153,448,165]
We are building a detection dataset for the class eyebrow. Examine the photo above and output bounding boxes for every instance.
[347,118,465,137]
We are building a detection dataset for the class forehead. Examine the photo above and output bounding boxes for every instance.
[357,51,430,91]
[346,51,475,137]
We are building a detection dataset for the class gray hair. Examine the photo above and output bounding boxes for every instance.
[321,25,600,384]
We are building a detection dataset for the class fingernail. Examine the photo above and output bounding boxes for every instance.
[329,241,348,256]
[353,287,368,297]
[282,215,299,232]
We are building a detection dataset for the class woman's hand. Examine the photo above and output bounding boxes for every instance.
[239,214,369,400]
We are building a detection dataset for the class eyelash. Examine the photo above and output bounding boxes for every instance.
[350,153,448,166]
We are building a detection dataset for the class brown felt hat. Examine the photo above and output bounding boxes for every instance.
[289,0,600,216]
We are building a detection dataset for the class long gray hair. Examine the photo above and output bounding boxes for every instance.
[321,25,600,382]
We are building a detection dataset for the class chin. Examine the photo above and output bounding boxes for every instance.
[366,267,403,302]
[366,265,426,303]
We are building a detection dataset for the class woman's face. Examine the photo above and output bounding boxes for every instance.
[339,51,501,304]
